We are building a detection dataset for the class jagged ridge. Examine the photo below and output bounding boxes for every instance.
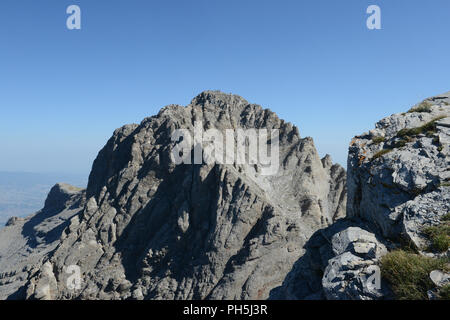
[0,91,346,300]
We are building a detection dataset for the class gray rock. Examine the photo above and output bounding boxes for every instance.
[430,270,450,288]
[0,91,346,300]
[0,184,85,299]
[276,92,449,300]
[335,91,450,299]
[322,227,389,300]
[399,187,450,251]
[347,92,450,240]
[331,227,387,259]
[5,217,24,227]
[2,90,448,301]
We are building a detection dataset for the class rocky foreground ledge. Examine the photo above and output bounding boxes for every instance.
[0,91,448,300]
[273,92,450,300]
[326,92,450,299]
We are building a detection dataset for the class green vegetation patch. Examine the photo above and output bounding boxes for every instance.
[396,116,446,138]
[380,250,448,300]
[423,218,450,253]
[438,284,450,300]
[372,136,385,144]
[371,148,393,161]
[408,101,432,113]
[394,139,407,148]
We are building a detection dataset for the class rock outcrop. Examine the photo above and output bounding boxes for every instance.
[0,91,346,300]
[273,91,450,300]
[347,93,450,250]
[0,184,85,299]
[323,91,449,299]
[321,227,388,300]
[269,219,392,300]
[1,90,448,300]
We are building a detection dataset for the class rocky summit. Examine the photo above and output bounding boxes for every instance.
[0,91,346,300]
[0,90,448,300]
[271,92,450,300]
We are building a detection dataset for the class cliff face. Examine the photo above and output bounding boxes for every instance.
[311,92,449,300]
[272,91,450,300]
[347,93,450,248]
[0,91,346,300]
[0,184,85,299]
[1,90,448,301]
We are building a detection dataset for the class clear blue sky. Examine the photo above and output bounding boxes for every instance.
[1,0,450,177]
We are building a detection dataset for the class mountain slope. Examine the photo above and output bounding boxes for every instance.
[274,91,450,300]
[0,172,86,226]
[0,91,346,300]
[0,184,85,299]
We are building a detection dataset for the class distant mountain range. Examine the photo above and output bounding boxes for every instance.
[0,172,87,226]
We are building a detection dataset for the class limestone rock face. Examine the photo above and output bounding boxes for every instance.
[273,91,450,300]
[347,92,450,248]
[321,227,389,300]
[4,90,446,300]
[0,91,346,300]
[269,220,392,300]
[317,91,450,300]
[0,184,85,300]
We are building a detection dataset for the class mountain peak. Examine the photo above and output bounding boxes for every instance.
[190,90,250,108]
[0,92,346,300]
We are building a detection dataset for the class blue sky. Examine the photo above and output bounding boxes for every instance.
[1,0,450,177]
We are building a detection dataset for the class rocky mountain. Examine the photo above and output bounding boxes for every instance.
[273,91,450,300]
[347,94,450,249]
[0,172,86,226]
[0,90,448,300]
[0,91,346,300]
[0,183,85,299]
